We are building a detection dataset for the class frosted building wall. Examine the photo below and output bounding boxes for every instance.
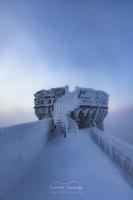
[34,86,109,130]
[54,87,109,130]
[34,86,69,119]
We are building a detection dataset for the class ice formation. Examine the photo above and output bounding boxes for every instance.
[34,86,109,130]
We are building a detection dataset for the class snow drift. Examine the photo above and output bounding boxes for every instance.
[0,119,51,198]
[3,128,133,200]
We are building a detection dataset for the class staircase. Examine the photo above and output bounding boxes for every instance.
[54,115,78,137]
[56,119,66,133]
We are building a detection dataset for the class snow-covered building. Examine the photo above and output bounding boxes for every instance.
[34,86,69,119]
[34,86,109,130]
[54,87,109,130]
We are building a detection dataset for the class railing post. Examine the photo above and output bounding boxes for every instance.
[90,128,133,180]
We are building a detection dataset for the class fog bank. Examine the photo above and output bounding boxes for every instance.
[105,106,133,145]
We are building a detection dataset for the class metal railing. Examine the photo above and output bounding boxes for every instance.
[90,128,133,179]
[0,119,51,198]
[66,116,78,134]
[55,115,78,136]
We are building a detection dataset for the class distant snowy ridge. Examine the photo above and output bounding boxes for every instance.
[0,119,51,198]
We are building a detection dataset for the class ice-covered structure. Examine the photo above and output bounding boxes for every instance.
[34,86,109,130]
[34,86,69,119]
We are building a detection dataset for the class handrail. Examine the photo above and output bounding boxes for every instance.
[90,128,133,178]
[0,119,51,198]
[66,116,79,134]
[56,115,78,136]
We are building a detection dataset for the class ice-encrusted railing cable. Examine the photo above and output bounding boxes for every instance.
[67,116,78,133]
[90,128,133,179]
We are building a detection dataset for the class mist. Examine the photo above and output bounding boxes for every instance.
[0,109,36,128]
[105,106,133,145]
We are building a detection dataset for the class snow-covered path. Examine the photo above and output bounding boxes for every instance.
[3,129,133,200]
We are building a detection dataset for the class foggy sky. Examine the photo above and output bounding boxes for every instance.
[0,0,133,143]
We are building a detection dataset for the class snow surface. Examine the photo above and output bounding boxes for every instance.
[2,128,133,200]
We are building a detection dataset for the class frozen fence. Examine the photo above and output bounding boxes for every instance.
[90,128,133,179]
[67,116,79,133]
[0,119,52,198]
[59,115,78,133]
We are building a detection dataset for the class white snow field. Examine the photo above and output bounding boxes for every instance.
[2,127,133,200]
[0,119,51,198]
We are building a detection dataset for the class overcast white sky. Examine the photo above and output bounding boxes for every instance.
[0,0,133,142]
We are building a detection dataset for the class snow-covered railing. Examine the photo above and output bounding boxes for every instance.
[60,115,79,134]
[66,116,79,134]
[0,119,52,198]
[54,115,78,137]
[90,128,133,179]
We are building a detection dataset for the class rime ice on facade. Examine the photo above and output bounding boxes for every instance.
[34,86,109,130]
[34,86,69,119]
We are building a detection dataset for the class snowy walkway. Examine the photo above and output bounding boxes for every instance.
[3,129,133,200]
